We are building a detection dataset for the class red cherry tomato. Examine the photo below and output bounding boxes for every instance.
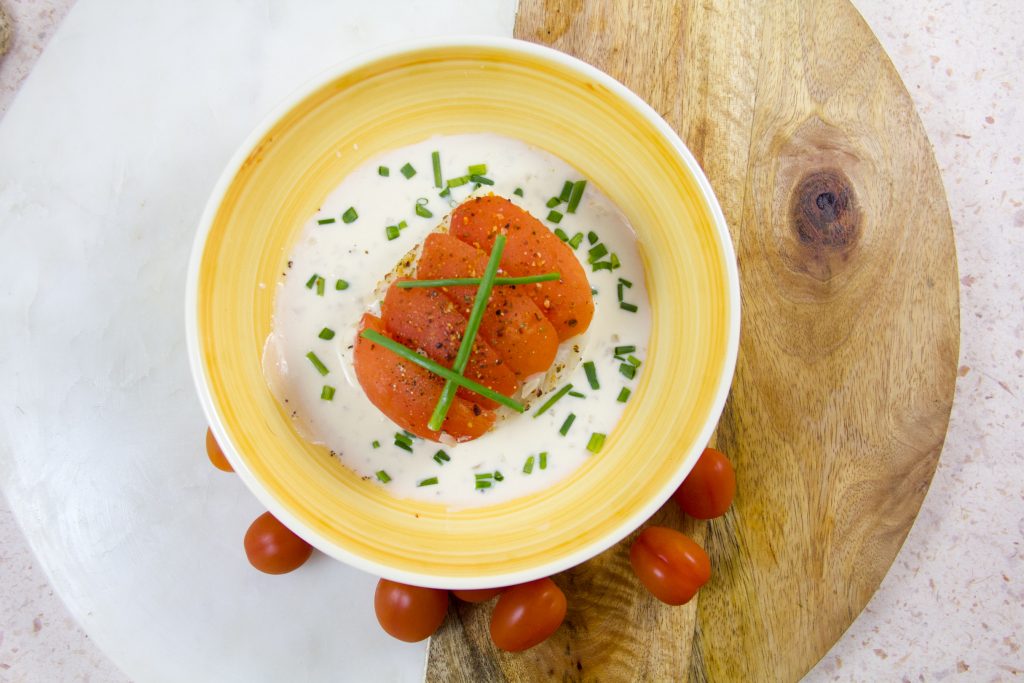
[673,447,735,519]
[489,578,567,652]
[374,579,449,642]
[205,427,233,472]
[452,587,504,603]
[243,512,313,574]
[629,526,710,605]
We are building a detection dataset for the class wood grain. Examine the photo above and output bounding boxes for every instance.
[427,0,958,680]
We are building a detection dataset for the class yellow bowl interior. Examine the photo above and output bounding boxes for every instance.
[197,44,734,581]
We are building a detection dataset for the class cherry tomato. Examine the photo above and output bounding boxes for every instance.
[452,587,504,603]
[489,578,567,652]
[374,579,449,642]
[673,447,735,519]
[243,512,313,574]
[205,427,233,472]
[629,526,710,605]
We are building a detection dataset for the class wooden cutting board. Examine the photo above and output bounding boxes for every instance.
[426,0,959,680]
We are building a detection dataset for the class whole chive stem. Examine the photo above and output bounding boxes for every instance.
[428,234,506,431]
[431,151,442,188]
[359,329,524,412]
[396,273,560,289]
[533,383,573,417]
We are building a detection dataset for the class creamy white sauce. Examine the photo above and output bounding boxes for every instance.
[264,134,651,508]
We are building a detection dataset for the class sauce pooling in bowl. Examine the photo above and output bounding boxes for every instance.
[264,133,651,508]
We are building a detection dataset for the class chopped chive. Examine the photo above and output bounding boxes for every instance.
[617,282,624,301]
[415,197,433,218]
[619,363,637,379]
[494,470,504,481]
[513,187,524,197]
[428,234,507,431]
[378,166,390,177]
[588,243,608,263]
[317,217,336,225]
[335,279,349,290]
[321,385,336,400]
[592,261,614,271]
[316,277,325,296]
[568,390,585,398]
[583,361,599,389]
[591,288,598,295]
[588,231,599,245]
[394,432,413,447]
[467,163,488,175]
[472,183,481,190]
[394,440,413,453]
[439,186,451,198]
[476,479,492,490]
[342,207,358,223]
[417,477,438,487]
[610,253,621,269]
[319,327,335,340]
[400,163,416,179]
[431,151,442,188]
[546,196,562,208]
[385,225,400,241]
[447,175,471,188]
[523,456,535,474]
[306,351,329,376]
[533,383,573,417]
[433,449,450,465]
[559,180,573,202]
[619,277,633,288]
[627,355,642,367]
[375,470,391,483]
[305,273,319,289]
[372,440,381,449]
[614,345,636,355]
[547,210,563,224]
[568,232,584,249]
[398,220,408,229]
[470,174,495,186]
[617,387,632,403]
[567,179,587,213]
[554,228,569,242]
[559,413,576,436]
[359,329,525,412]
[586,432,606,453]
[620,302,639,313]
[539,451,548,470]
[397,273,560,289]
[474,472,493,480]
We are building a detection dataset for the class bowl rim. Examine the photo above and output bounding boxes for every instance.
[185,35,740,589]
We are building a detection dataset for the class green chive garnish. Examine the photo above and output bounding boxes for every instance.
[336,279,349,290]
[559,181,573,202]
[400,163,416,179]
[376,470,391,483]
[398,219,408,229]
[342,207,358,224]
[378,166,390,177]
[539,452,548,470]
[610,253,621,269]
[547,210,563,224]
[546,196,561,208]
[386,225,400,241]
[614,345,636,356]
[533,383,573,417]
[305,274,319,289]
[620,302,638,313]
[588,231,599,245]
[306,351,329,376]
[617,387,631,402]
[431,151,442,188]
[620,363,637,379]
[586,432,606,453]
[427,234,507,431]
[567,180,587,213]
[568,232,584,249]
[628,355,642,367]
[583,361,599,389]
[395,440,412,453]
[467,163,487,175]
[476,480,492,490]
[395,432,413,447]
[617,282,624,301]
[317,217,336,225]
[415,197,433,218]
[321,385,335,400]
[470,174,494,186]
[523,456,535,474]
[359,329,524,412]
[554,228,569,242]
[559,413,576,436]
[513,187,524,197]
[372,440,381,449]
[433,449,450,465]
[417,477,438,487]
[475,472,493,480]
[619,277,633,288]
[397,273,560,289]
[588,244,608,263]
[447,175,471,188]
[439,187,451,198]
[592,262,613,271]
[316,277,325,296]
[319,327,335,340]
[568,390,585,398]
[494,470,504,481]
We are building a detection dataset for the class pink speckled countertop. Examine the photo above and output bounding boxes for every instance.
[0,1,1021,680]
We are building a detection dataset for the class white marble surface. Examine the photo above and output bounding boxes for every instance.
[0,1,1021,681]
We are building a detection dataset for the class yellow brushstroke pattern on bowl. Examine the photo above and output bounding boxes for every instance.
[196,43,735,582]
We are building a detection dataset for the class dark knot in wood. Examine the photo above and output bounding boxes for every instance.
[791,170,858,249]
